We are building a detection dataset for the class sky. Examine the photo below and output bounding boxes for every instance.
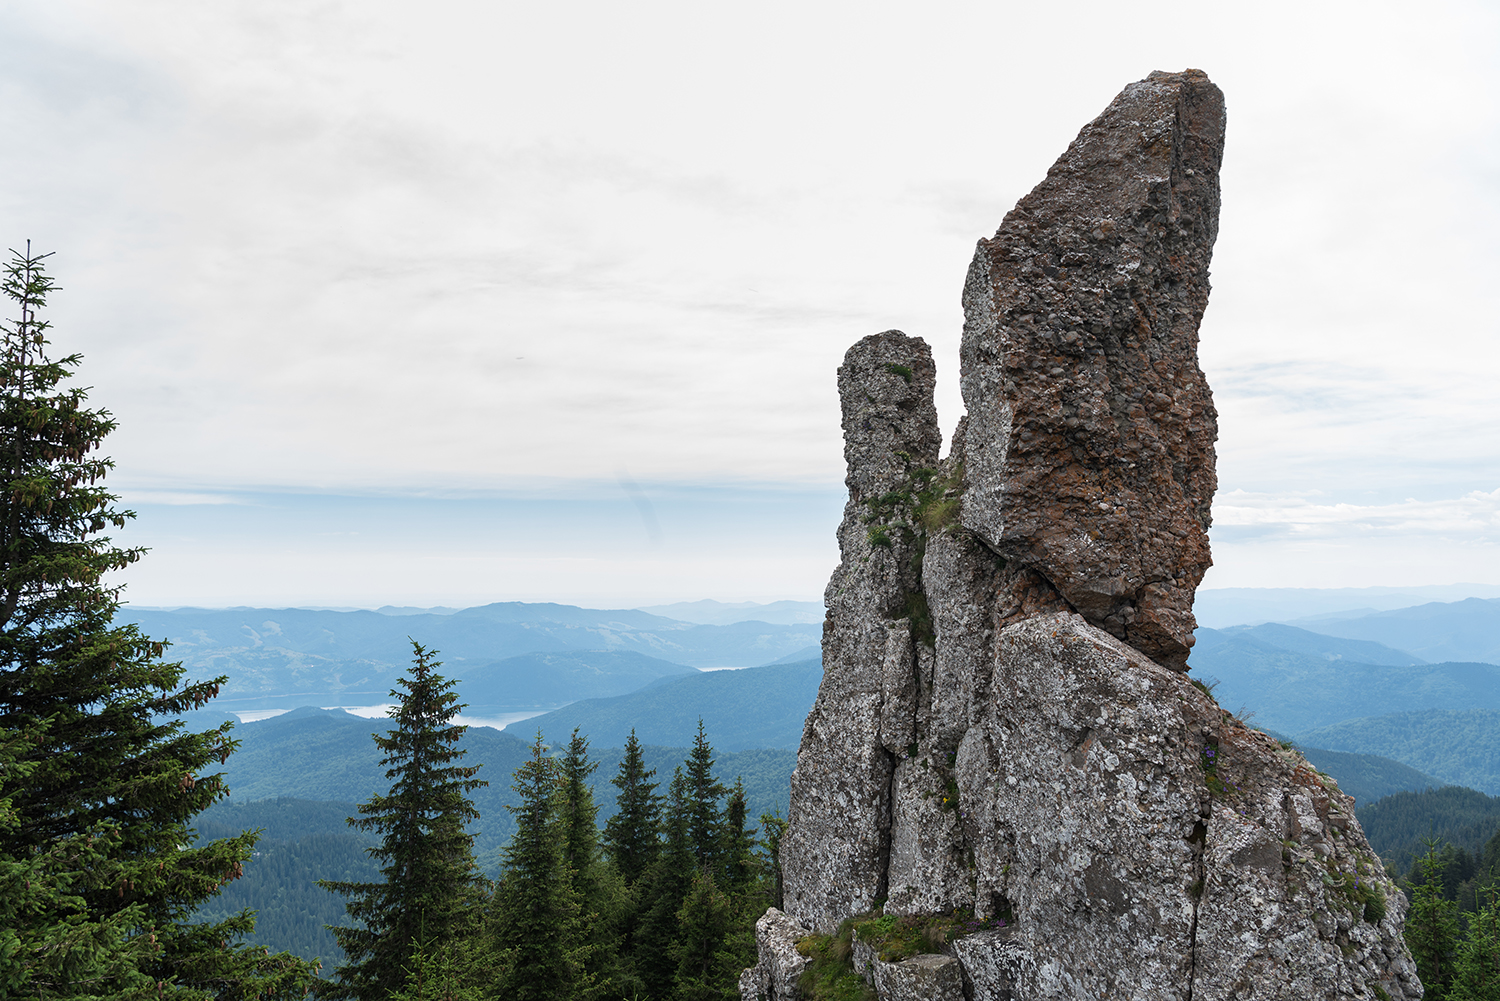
[1,1,1497,608]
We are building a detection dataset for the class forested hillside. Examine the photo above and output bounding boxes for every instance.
[1299,710,1500,795]
[194,800,378,964]
[1295,746,1444,805]
[217,708,796,861]
[1357,787,1500,874]
[1188,629,1500,734]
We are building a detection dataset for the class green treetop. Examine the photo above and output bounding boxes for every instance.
[1450,888,1500,1001]
[490,731,592,1001]
[684,720,727,868]
[559,727,602,892]
[602,729,662,886]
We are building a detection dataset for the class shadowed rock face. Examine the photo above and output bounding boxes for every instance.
[960,69,1222,670]
[750,70,1422,1001]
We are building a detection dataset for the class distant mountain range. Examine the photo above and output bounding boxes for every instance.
[635,599,824,626]
[1188,597,1500,797]
[122,601,820,711]
[162,588,1500,966]
[156,590,1500,836]
[524,659,822,751]
[1286,597,1500,665]
[1193,584,1500,629]
[1190,624,1500,733]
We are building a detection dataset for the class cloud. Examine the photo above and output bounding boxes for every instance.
[3,0,1499,598]
[1213,488,1500,540]
[116,491,248,507]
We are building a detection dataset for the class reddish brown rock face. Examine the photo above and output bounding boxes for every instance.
[959,69,1224,669]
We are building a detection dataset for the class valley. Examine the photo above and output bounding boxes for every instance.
[146,592,1500,967]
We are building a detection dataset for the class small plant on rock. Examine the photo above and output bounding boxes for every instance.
[795,921,875,1001]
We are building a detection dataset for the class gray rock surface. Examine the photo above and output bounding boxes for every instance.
[742,908,810,1001]
[748,70,1421,1001]
[872,952,965,1001]
[779,331,940,931]
[960,68,1222,670]
[952,930,1032,1001]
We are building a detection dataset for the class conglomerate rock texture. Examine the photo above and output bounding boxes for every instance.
[744,70,1422,1001]
[960,68,1222,670]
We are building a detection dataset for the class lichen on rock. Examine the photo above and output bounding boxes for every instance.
[743,69,1422,1001]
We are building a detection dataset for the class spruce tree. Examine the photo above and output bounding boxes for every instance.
[559,727,602,894]
[720,779,757,893]
[758,810,788,911]
[1408,840,1462,1000]
[490,732,589,1001]
[683,720,726,868]
[0,245,316,999]
[603,729,662,886]
[669,867,736,1001]
[319,642,488,1001]
[0,724,156,995]
[558,728,626,995]
[632,767,697,1000]
[1450,889,1500,1001]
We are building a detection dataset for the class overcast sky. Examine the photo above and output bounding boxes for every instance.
[2,1,1497,608]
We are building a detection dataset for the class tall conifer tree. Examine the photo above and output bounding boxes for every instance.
[603,729,661,886]
[559,728,601,893]
[683,720,726,868]
[319,642,488,1001]
[1408,841,1462,1000]
[670,868,737,1001]
[1450,889,1500,1001]
[0,245,315,998]
[490,732,590,1001]
[720,779,757,893]
[632,767,697,999]
[558,728,626,994]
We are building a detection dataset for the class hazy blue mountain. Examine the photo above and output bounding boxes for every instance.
[1209,623,1425,666]
[459,651,697,710]
[1297,709,1500,796]
[765,645,821,666]
[1291,598,1500,665]
[1188,629,1500,734]
[636,599,824,625]
[120,601,820,710]
[524,660,823,751]
[1193,585,1500,629]
[1294,746,1443,806]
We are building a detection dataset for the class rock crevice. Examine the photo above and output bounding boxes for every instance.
[744,69,1422,1001]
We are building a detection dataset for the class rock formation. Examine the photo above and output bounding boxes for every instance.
[960,68,1221,670]
[743,71,1422,1001]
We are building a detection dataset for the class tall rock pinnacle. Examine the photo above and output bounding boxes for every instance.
[744,71,1423,1001]
[960,69,1222,669]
